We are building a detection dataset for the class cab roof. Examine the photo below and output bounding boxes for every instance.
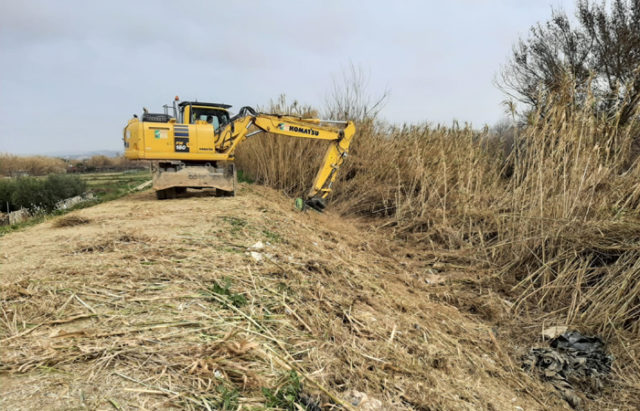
[178,101,232,109]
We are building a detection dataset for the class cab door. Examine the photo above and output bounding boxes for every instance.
[196,121,216,154]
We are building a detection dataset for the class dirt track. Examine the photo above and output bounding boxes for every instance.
[0,185,567,410]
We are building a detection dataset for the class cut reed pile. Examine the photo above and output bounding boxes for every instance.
[236,87,640,398]
[1,187,568,409]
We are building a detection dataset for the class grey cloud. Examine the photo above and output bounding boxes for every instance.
[0,0,576,154]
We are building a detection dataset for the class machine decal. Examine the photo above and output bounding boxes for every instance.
[174,125,189,137]
[289,125,320,136]
[175,137,189,152]
[153,129,168,139]
[278,123,286,130]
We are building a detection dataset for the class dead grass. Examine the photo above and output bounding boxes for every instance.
[1,187,576,410]
[2,85,639,408]
[0,153,67,176]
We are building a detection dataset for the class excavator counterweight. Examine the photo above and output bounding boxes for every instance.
[123,98,355,209]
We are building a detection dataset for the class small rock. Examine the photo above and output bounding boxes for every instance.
[249,251,263,262]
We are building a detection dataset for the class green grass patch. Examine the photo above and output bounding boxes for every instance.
[198,386,239,410]
[205,278,247,308]
[262,229,283,243]
[221,246,245,254]
[262,370,302,410]
[237,169,254,184]
[222,216,248,235]
[79,169,151,202]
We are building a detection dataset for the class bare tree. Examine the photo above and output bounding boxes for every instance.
[325,63,389,122]
[499,0,640,125]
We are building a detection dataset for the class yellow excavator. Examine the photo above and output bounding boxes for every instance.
[123,97,355,210]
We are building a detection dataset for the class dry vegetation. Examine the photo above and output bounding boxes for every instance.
[81,155,141,171]
[236,85,640,406]
[0,154,67,176]
[2,84,639,409]
[0,187,569,410]
[0,154,142,177]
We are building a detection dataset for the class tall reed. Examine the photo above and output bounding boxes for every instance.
[235,86,640,354]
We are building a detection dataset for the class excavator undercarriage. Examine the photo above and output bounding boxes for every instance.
[153,161,236,199]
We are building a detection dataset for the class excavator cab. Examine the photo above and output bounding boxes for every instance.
[179,102,230,130]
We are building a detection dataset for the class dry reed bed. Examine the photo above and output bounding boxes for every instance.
[0,153,67,176]
[0,154,143,177]
[235,88,640,404]
[1,187,569,409]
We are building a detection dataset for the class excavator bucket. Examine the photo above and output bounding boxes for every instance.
[295,197,326,212]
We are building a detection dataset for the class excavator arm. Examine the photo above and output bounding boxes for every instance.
[216,107,356,210]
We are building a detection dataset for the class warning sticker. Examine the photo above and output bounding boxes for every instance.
[153,129,168,139]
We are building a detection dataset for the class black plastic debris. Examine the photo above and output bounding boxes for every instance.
[522,330,613,409]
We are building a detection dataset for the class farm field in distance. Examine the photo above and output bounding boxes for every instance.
[79,169,152,202]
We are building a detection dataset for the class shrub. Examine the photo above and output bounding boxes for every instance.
[0,179,16,212]
[0,174,86,213]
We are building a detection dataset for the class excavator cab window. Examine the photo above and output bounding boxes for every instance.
[190,107,229,130]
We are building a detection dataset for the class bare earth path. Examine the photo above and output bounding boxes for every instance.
[0,185,566,410]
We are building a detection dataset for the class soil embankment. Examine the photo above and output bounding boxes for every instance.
[0,186,599,409]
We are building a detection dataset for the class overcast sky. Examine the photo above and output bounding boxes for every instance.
[0,0,576,155]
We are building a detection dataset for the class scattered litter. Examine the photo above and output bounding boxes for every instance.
[133,180,153,191]
[249,251,263,262]
[522,330,613,409]
[542,326,569,340]
[56,193,95,210]
[298,392,322,411]
[250,241,265,250]
[343,390,383,411]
